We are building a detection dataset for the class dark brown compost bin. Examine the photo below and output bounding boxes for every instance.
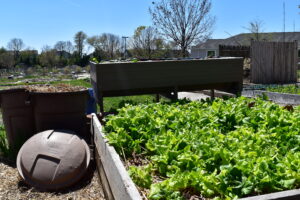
[0,88,34,150]
[30,90,88,139]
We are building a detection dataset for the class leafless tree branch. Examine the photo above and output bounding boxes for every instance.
[149,0,215,57]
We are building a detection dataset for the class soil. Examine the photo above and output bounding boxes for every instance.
[0,158,106,200]
[24,84,87,93]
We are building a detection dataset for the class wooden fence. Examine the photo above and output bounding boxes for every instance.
[251,41,298,84]
[219,45,250,58]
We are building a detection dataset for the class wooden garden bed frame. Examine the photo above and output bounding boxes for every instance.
[90,58,244,112]
[91,114,300,200]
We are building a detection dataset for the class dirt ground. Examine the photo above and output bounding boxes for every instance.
[0,158,106,200]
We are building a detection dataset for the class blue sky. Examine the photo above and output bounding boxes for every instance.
[0,0,299,51]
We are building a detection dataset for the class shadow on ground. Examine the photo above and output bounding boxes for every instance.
[17,159,97,194]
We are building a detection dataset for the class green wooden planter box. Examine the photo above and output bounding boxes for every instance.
[90,58,243,112]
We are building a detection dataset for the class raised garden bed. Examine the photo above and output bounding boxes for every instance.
[266,85,300,95]
[92,97,300,200]
[242,90,300,105]
[90,58,243,112]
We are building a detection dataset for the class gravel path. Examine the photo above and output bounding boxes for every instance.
[178,92,210,101]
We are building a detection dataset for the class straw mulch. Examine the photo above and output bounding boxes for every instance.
[0,158,106,200]
[25,84,87,93]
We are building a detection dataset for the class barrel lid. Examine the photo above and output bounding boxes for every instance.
[16,129,90,190]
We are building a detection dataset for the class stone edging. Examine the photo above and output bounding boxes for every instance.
[242,90,300,105]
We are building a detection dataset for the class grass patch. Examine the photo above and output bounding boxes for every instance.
[266,84,300,95]
[0,75,39,83]
[0,125,25,160]
[103,95,158,112]
[0,125,9,158]
[52,78,92,88]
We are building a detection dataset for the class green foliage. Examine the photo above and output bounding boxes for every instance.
[104,95,157,113]
[267,84,300,95]
[0,125,21,159]
[129,164,153,189]
[105,97,300,199]
[131,26,167,60]
[52,78,91,88]
[131,58,139,63]
[39,49,59,68]
[63,66,71,74]
[0,125,9,157]
[90,57,99,63]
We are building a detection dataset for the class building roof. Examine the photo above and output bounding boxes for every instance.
[194,39,225,49]
[193,32,300,49]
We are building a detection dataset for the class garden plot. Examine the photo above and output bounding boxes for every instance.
[95,97,300,200]
[266,84,300,95]
[242,84,300,106]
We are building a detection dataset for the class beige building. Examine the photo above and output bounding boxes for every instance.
[191,32,300,58]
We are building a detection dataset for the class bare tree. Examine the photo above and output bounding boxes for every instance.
[244,19,264,41]
[39,46,59,68]
[0,52,15,68]
[87,33,121,59]
[54,41,67,58]
[54,41,66,52]
[74,31,87,58]
[87,35,102,50]
[41,45,52,52]
[244,19,272,42]
[65,41,74,54]
[131,26,162,59]
[7,38,25,59]
[104,33,121,59]
[149,0,215,57]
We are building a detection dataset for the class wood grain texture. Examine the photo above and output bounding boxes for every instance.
[251,41,298,84]
[90,58,243,105]
[239,189,300,200]
[92,114,142,200]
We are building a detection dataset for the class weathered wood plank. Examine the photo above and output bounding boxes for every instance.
[239,189,300,200]
[96,60,243,91]
[91,58,243,111]
[95,150,114,200]
[92,114,142,200]
[251,41,297,84]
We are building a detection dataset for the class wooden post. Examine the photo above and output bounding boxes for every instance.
[173,86,178,100]
[210,89,215,100]
[155,94,160,102]
[99,96,104,114]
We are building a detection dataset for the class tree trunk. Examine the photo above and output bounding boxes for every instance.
[181,45,187,58]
